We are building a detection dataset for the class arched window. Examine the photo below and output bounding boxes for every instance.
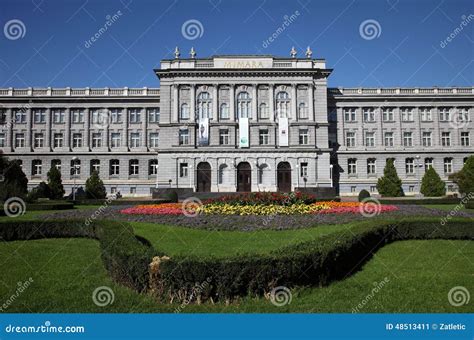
[220,103,229,119]
[259,103,269,119]
[298,102,308,119]
[180,103,189,120]
[276,91,290,118]
[237,91,251,119]
[197,92,212,120]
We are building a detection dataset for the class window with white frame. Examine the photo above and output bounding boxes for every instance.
[276,91,290,118]
[365,132,375,147]
[403,132,413,146]
[198,92,212,119]
[148,108,160,123]
[219,129,230,145]
[179,129,189,145]
[51,159,61,171]
[259,103,269,119]
[34,133,44,148]
[110,108,122,123]
[179,163,188,177]
[457,107,469,122]
[444,157,453,173]
[300,162,308,177]
[405,158,415,174]
[344,108,356,122]
[111,133,121,148]
[439,107,451,121]
[14,109,26,123]
[52,109,65,123]
[367,158,376,175]
[32,160,42,176]
[299,129,309,145]
[422,131,432,147]
[382,108,394,121]
[461,132,470,146]
[0,109,6,124]
[53,133,63,148]
[384,132,394,147]
[180,103,190,120]
[70,159,81,176]
[424,158,433,171]
[71,109,84,123]
[259,129,269,145]
[0,133,4,147]
[363,108,375,122]
[346,131,356,147]
[15,133,25,147]
[129,108,141,123]
[401,108,414,121]
[110,159,120,176]
[130,132,140,148]
[149,133,159,148]
[420,108,432,121]
[72,133,82,148]
[91,109,101,125]
[298,103,308,119]
[441,132,451,146]
[220,103,229,119]
[33,109,46,123]
[237,91,251,119]
[129,159,139,176]
[348,158,357,175]
[90,159,100,174]
[92,133,102,148]
[148,159,158,175]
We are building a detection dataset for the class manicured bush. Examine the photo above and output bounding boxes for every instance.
[377,198,461,205]
[85,171,107,199]
[28,182,52,201]
[358,189,371,202]
[0,156,28,201]
[205,192,317,206]
[377,159,404,197]
[167,191,179,203]
[47,165,65,199]
[26,202,74,211]
[420,167,446,197]
[450,156,474,196]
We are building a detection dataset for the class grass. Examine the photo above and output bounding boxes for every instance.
[0,204,101,221]
[0,238,472,313]
[131,221,358,258]
[423,204,473,212]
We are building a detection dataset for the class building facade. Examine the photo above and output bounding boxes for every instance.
[0,53,472,197]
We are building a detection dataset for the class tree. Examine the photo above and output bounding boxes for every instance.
[450,156,474,196]
[47,165,65,199]
[85,171,107,199]
[0,154,28,201]
[28,181,51,200]
[376,159,404,197]
[420,167,446,197]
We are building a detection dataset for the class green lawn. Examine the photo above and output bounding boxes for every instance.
[0,238,472,313]
[423,204,474,212]
[131,221,358,258]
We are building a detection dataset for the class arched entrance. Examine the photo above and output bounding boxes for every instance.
[196,162,211,192]
[237,162,251,192]
[277,162,292,192]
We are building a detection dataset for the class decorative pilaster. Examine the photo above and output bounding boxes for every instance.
[251,84,257,121]
[173,85,179,122]
[190,84,196,122]
[291,84,297,121]
[229,84,235,121]
[213,84,218,121]
[269,84,275,122]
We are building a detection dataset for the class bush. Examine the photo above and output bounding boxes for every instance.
[450,156,474,196]
[420,167,446,197]
[85,171,107,199]
[206,192,317,206]
[47,165,65,199]
[26,202,74,211]
[28,182,52,201]
[0,157,28,201]
[377,159,404,197]
[167,191,179,203]
[358,189,371,202]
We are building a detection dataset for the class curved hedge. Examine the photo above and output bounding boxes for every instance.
[152,218,474,303]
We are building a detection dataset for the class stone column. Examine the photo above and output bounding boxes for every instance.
[229,84,235,121]
[123,107,129,149]
[45,108,51,150]
[269,84,275,122]
[190,84,196,122]
[308,83,314,121]
[65,108,71,150]
[84,108,90,150]
[143,108,148,148]
[26,107,32,151]
[252,84,257,121]
[291,84,297,121]
[5,108,12,149]
[213,84,218,121]
[173,85,179,122]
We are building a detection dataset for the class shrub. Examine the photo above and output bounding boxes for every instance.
[47,165,65,199]
[85,171,107,199]
[450,156,474,196]
[0,156,28,201]
[206,192,317,206]
[420,167,445,197]
[28,182,52,201]
[167,191,179,203]
[358,189,371,202]
[377,159,404,197]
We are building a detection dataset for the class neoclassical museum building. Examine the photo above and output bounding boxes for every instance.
[0,50,473,196]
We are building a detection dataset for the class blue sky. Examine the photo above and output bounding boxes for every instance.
[0,0,473,88]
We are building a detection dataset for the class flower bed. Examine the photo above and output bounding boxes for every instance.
[120,200,398,216]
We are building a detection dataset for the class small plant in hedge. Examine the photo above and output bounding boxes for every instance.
[0,155,28,201]
[28,182,51,201]
[420,167,446,197]
[47,165,65,199]
[85,171,107,199]
[377,159,404,197]
[167,191,179,203]
[358,189,371,202]
[450,156,474,196]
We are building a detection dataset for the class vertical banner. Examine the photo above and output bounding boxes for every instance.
[239,117,249,148]
[198,118,209,146]
[279,117,289,146]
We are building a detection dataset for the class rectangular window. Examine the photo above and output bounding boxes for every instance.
[367,158,376,175]
[52,109,65,123]
[110,160,120,176]
[370,185,377,193]
[259,103,269,119]
[384,132,394,147]
[15,133,25,148]
[130,132,140,148]
[33,109,46,123]
[298,103,308,119]
[179,163,188,177]
[363,108,375,122]
[179,129,189,145]
[180,104,190,120]
[344,108,356,122]
[403,132,413,147]
[401,108,414,121]
[439,108,451,121]
[148,108,160,123]
[71,109,84,123]
[111,133,121,148]
[129,108,141,123]
[32,160,42,176]
[111,187,117,194]
[405,158,414,174]
[129,159,139,176]
[441,132,451,146]
[0,133,5,147]
[422,131,432,147]
[149,133,159,148]
[346,131,356,147]
[219,129,230,145]
[461,132,470,146]
[34,133,44,148]
[299,129,309,145]
[14,109,26,123]
[92,133,102,148]
[382,108,394,122]
[459,108,469,122]
[149,160,158,175]
[130,187,136,194]
[300,162,308,177]
[351,186,357,193]
[53,133,63,148]
[444,158,453,174]
[365,132,375,147]
[110,109,122,124]
[424,158,433,171]
[420,108,432,121]
[348,158,357,175]
[220,103,230,120]
[91,160,100,174]
[0,109,6,124]
[72,133,82,148]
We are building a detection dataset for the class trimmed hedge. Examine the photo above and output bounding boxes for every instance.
[0,219,157,292]
[27,202,74,211]
[152,218,474,303]
[378,198,461,205]
[72,199,170,206]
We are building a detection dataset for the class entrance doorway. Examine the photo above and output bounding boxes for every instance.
[277,162,292,192]
[237,162,251,192]
[196,162,211,192]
